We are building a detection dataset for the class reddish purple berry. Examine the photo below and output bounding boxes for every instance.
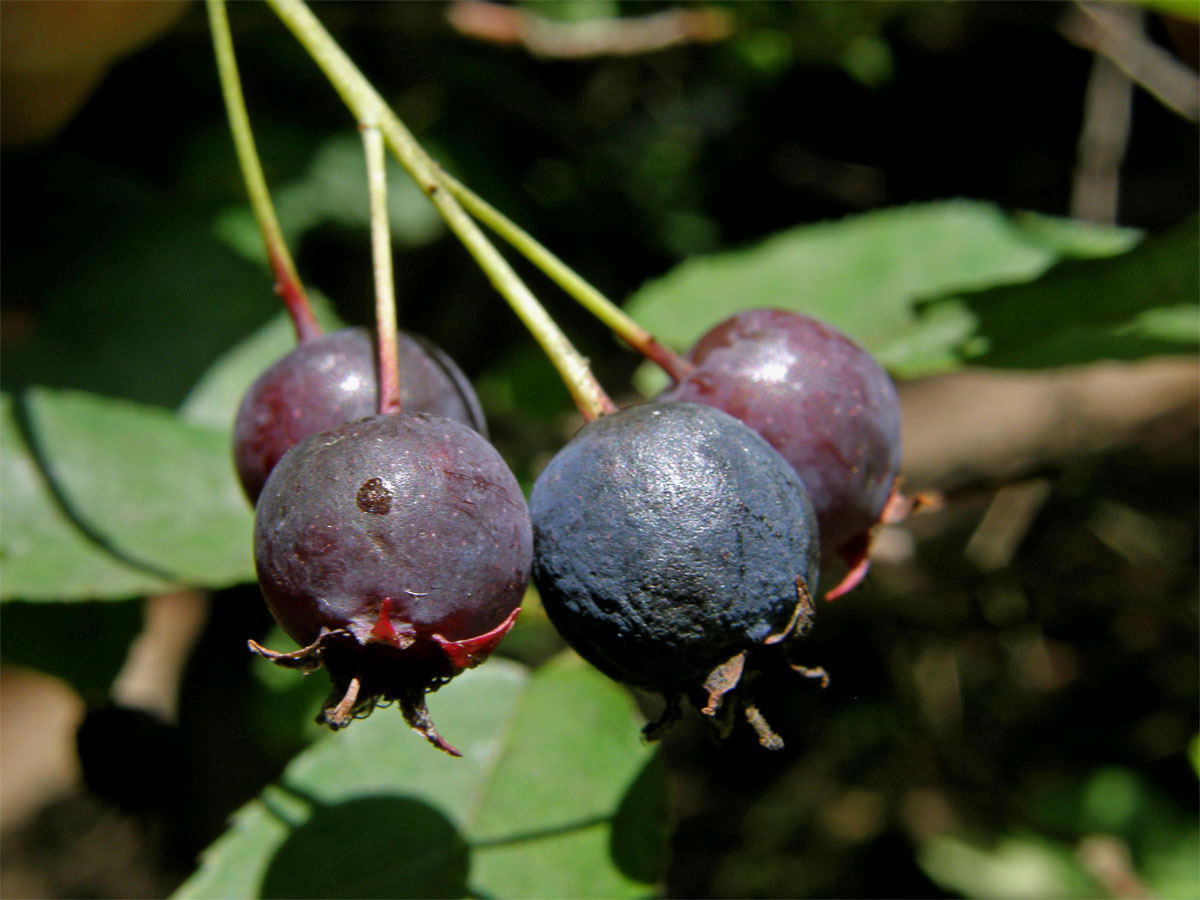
[659,309,902,595]
[233,326,485,503]
[251,412,531,755]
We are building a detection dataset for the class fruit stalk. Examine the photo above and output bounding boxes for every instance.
[433,165,692,382]
[263,0,616,420]
[205,0,320,343]
[361,124,402,415]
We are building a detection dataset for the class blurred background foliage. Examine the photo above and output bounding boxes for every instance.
[1,1,1197,898]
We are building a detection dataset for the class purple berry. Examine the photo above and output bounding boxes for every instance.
[251,412,531,755]
[531,402,824,748]
[233,326,486,503]
[659,309,901,588]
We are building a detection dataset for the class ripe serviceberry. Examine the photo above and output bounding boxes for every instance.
[531,401,827,748]
[233,326,485,503]
[251,412,531,755]
[659,308,905,598]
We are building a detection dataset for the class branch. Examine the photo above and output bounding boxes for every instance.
[1061,0,1200,122]
[446,1,732,59]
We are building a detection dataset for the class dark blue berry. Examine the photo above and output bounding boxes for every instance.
[531,402,823,747]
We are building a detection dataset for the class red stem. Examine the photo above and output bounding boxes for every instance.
[268,247,322,343]
[635,335,692,384]
[376,327,402,415]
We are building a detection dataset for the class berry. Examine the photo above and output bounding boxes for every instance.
[658,309,902,596]
[251,412,532,755]
[530,401,825,748]
[233,326,486,503]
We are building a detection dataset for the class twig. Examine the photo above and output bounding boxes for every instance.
[1061,1,1200,122]
[446,1,732,59]
[1071,43,1133,224]
[1076,835,1153,900]
[263,0,617,421]
[434,165,692,381]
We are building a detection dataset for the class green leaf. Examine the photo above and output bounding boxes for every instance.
[626,200,1112,357]
[0,389,253,601]
[624,201,1192,389]
[919,215,1199,368]
[174,654,668,900]
[214,132,446,268]
[2,393,171,601]
[918,833,1100,899]
[1009,210,1143,259]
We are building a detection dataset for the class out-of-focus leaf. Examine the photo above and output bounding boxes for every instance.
[0,166,279,409]
[0,389,253,601]
[213,133,445,268]
[918,833,1100,900]
[0,600,142,697]
[1009,210,1143,259]
[179,292,342,432]
[1023,766,1200,900]
[1135,0,1200,22]
[174,654,668,900]
[1144,824,1200,900]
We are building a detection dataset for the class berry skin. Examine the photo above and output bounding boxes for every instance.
[252,412,532,755]
[658,309,902,596]
[530,401,824,748]
[233,326,486,503]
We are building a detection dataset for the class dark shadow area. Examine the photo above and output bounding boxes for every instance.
[76,704,188,816]
[260,793,469,899]
[0,600,143,699]
[610,751,673,885]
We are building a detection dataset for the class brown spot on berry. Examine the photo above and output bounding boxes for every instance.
[357,477,393,514]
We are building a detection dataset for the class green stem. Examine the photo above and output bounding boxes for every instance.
[362,125,402,415]
[207,0,320,343]
[435,166,691,382]
[262,0,616,420]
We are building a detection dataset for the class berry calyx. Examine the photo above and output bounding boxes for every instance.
[658,308,903,597]
[233,326,486,503]
[530,401,826,748]
[252,412,532,755]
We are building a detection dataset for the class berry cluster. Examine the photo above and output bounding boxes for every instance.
[216,1,907,754]
[240,301,901,753]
